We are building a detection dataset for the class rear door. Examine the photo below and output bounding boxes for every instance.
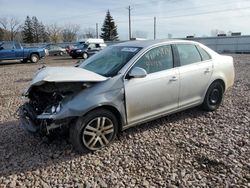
[176,44,213,108]
[124,45,179,124]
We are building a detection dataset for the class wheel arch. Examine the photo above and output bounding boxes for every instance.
[211,79,225,92]
[29,52,40,59]
[86,105,124,132]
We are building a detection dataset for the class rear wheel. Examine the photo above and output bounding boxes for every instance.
[30,54,39,63]
[70,109,118,153]
[202,81,224,111]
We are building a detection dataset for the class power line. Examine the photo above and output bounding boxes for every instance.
[56,0,239,22]
[114,6,250,24]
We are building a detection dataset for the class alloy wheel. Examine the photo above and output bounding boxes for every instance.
[82,117,114,150]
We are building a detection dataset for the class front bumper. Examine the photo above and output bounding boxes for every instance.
[18,102,72,134]
[70,51,83,57]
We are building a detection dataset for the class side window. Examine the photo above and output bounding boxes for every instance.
[196,45,211,61]
[95,44,101,48]
[176,44,202,66]
[2,42,14,49]
[133,45,173,74]
[15,42,21,49]
[88,44,96,49]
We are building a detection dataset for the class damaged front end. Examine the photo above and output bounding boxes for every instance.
[18,66,107,135]
[19,82,90,135]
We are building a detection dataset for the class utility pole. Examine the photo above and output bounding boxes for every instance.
[96,23,98,38]
[154,16,156,40]
[128,6,131,40]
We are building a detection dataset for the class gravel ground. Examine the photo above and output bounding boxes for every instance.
[0,55,249,187]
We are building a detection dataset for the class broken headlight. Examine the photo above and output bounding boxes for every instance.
[45,103,62,114]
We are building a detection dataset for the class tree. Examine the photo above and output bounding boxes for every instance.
[0,28,5,40]
[100,10,119,41]
[32,16,48,43]
[83,28,95,38]
[0,17,21,40]
[22,16,34,43]
[62,24,80,42]
[46,24,62,43]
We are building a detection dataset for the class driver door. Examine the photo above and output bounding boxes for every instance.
[124,45,179,124]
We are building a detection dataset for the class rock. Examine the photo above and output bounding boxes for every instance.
[142,180,150,187]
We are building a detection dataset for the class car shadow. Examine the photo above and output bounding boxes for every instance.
[0,60,23,66]
[0,106,207,177]
[52,57,77,61]
[121,106,207,136]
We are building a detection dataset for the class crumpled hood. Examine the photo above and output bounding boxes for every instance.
[31,66,108,86]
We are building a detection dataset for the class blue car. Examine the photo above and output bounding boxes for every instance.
[0,41,46,63]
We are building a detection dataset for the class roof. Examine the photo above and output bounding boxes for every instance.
[114,39,193,48]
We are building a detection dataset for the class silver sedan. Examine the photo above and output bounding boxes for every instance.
[19,39,235,152]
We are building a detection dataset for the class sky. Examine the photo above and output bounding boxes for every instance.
[1,0,250,40]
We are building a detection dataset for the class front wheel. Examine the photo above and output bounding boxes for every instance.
[202,81,224,111]
[59,51,63,56]
[82,52,88,59]
[30,54,39,63]
[70,109,118,153]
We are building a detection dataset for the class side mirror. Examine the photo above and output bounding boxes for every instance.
[88,47,91,50]
[128,67,147,78]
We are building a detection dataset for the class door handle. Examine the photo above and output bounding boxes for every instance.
[169,76,178,81]
[204,68,211,73]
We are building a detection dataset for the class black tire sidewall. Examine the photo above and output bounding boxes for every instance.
[203,82,224,111]
[70,109,118,153]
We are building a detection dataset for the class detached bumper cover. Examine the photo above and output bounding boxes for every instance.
[18,103,39,133]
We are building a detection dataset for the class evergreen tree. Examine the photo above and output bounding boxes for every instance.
[22,16,34,43]
[31,16,48,43]
[32,16,40,43]
[100,10,119,41]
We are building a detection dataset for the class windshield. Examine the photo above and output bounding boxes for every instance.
[80,46,142,77]
[76,43,88,49]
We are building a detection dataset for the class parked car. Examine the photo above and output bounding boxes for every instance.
[69,39,107,59]
[18,39,235,152]
[65,45,75,54]
[0,41,46,63]
[44,44,66,56]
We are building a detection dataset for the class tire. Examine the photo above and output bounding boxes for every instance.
[82,52,88,59]
[202,81,224,111]
[70,109,118,153]
[30,54,39,63]
[59,51,63,56]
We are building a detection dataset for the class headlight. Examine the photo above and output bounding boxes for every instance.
[56,103,61,113]
[51,106,56,113]
[44,103,62,114]
[76,49,82,52]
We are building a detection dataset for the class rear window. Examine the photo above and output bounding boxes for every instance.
[197,45,211,61]
[176,44,202,66]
